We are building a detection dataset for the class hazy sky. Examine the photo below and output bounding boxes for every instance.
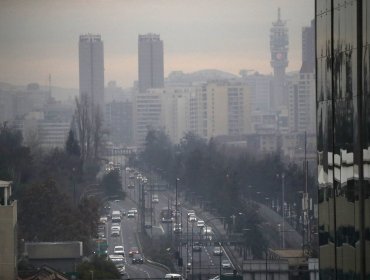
[0,0,314,89]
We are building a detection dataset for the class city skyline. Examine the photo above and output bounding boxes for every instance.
[0,0,313,89]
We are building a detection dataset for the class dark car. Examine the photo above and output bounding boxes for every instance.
[132,253,144,264]
[192,242,202,252]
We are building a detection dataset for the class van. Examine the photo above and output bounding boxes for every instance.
[112,210,121,223]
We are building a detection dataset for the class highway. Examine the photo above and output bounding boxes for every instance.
[106,199,167,279]
[121,168,235,279]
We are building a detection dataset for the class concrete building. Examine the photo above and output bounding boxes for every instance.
[288,72,316,134]
[301,19,315,74]
[133,91,164,146]
[79,34,104,113]
[25,242,83,274]
[205,81,251,139]
[105,100,133,145]
[138,33,164,93]
[316,1,370,279]
[270,8,289,111]
[13,111,71,149]
[0,181,17,280]
[243,72,273,114]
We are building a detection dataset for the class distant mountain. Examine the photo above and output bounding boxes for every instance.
[166,69,239,85]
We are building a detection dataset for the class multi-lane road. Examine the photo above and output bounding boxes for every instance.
[105,199,167,279]
[112,168,235,279]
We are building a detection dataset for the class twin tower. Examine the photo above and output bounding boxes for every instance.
[78,33,164,112]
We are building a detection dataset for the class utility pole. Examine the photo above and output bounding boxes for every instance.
[282,173,285,249]
[141,181,145,232]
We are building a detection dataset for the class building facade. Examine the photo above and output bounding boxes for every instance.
[133,91,163,146]
[205,81,251,139]
[79,34,105,113]
[138,33,164,93]
[288,72,316,134]
[316,1,370,279]
[0,181,17,280]
[105,100,133,145]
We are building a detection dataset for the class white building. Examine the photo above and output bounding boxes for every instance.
[133,91,164,147]
[288,72,315,134]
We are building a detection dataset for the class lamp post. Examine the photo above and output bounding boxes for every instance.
[277,173,286,249]
[219,242,222,278]
[282,173,285,249]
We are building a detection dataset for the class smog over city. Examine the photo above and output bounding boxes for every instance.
[2,1,368,280]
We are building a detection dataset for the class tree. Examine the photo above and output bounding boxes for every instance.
[75,95,104,166]
[0,123,31,186]
[18,179,99,246]
[101,170,125,199]
[65,130,81,157]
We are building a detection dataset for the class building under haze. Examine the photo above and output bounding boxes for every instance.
[270,8,289,111]
[0,181,17,279]
[138,33,164,93]
[79,34,105,114]
[301,19,315,73]
[316,1,370,279]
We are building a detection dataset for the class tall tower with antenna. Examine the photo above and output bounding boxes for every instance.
[270,8,289,111]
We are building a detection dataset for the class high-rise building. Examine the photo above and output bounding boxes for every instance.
[270,8,289,110]
[301,19,315,73]
[316,1,370,279]
[138,33,164,93]
[79,34,104,113]
[288,72,315,134]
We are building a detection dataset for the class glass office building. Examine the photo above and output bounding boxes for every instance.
[316,1,370,279]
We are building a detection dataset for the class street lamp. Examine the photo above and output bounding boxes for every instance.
[276,173,285,249]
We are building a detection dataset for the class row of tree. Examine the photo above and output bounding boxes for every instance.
[137,130,314,256]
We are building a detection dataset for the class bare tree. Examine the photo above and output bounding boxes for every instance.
[75,94,104,165]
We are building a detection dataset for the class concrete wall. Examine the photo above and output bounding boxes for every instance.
[243,259,289,280]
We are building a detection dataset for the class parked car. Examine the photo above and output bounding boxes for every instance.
[132,253,144,264]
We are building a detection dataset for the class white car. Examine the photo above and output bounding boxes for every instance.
[114,245,125,256]
[213,246,223,256]
[109,254,126,275]
[131,208,138,214]
[111,225,120,236]
[127,210,135,218]
[197,220,205,227]
[221,259,232,269]
[187,210,195,217]
[188,214,197,222]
